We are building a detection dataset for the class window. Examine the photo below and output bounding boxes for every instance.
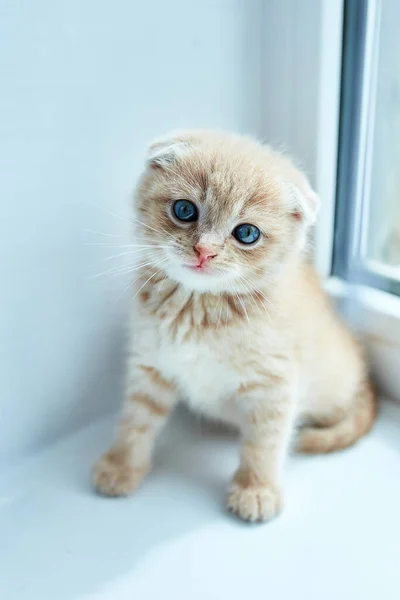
[334,0,400,295]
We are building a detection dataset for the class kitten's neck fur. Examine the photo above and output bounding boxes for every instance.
[136,257,303,331]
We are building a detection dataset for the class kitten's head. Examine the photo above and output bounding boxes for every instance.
[135,130,319,293]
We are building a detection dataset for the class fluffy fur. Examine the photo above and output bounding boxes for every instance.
[93,130,377,522]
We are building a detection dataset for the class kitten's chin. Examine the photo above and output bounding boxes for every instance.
[162,262,237,293]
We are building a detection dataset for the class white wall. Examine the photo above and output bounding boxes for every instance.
[0,0,265,460]
[260,0,343,278]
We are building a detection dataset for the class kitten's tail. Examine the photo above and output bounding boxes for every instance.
[296,382,378,454]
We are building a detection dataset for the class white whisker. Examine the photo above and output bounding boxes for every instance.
[236,277,262,317]
[84,243,170,248]
[96,248,168,263]
[109,257,169,311]
[85,229,123,238]
[236,289,249,323]
[131,215,173,238]
[239,270,277,311]
[130,264,169,304]
[90,256,166,280]
[130,214,182,245]
[239,274,273,323]
[216,292,224,330]
[90,205,181,246]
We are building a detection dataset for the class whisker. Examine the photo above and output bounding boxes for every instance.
[96,248,168,263]
[89,204,186,251]
[239,274,273,323]
[90,256,166,280]
[236,277,262,317]
[130,214,182,245]
[216,292,224,330]
[84,243,171,248]
[90,205,179,245]
[239,270,277,309]
[130,264,169,303]
[231,289,246,346]
[230,286,249,326]
[131,215,173,239]
[85,229,124,238]
[238,263,274,277]
[109,257,169,310]
[237,292,250,323]
[93,205,136,228]
[224,295,230,332]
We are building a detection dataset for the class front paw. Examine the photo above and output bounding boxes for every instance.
[92,450,149,497]
[227,479,283,523]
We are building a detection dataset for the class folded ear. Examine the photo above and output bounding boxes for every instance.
[287,178,320,225]
[270,150,320,225]
[147,132,192,169]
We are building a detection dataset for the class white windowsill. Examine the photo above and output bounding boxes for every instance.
[364,259,400,281]
[1,399,400,600]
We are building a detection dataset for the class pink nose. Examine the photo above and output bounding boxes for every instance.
[194,244,217,266]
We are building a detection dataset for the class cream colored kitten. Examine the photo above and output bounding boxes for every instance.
[93,130,376,522]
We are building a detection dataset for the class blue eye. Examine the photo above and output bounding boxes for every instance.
[173,199,198,222]
[233,223,260,245]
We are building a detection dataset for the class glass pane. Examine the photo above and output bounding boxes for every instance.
[364,0,400,277]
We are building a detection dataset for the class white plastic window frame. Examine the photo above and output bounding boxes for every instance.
[333,0,400,295]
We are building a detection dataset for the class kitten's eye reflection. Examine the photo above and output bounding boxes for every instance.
[173,200,198,222]
[233,223,260,245]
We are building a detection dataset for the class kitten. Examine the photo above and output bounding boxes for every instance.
[93,130,376,522]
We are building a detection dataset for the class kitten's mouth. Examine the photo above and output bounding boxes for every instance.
[164,258,237,292]
[184,264,212,274]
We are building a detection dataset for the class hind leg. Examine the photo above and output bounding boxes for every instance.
[297,382,377,453]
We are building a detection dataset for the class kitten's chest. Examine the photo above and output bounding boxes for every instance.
[141,285,241,400]
[156,333,240,415]
[135,283,278,418]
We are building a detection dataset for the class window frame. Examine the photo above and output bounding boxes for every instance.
[333,0,400,295]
